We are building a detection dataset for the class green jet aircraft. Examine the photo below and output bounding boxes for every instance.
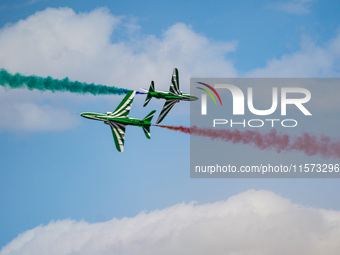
[142,68,198,124]
[80,90,156,152]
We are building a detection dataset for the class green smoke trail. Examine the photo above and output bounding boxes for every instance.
[0,69,139,95]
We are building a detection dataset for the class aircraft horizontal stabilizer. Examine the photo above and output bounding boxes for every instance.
[142,126,151,139]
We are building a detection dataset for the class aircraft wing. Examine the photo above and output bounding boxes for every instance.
[156,99,180,124]
[169,68,181,95]
[111,90,136,118]
[107,121,126,152]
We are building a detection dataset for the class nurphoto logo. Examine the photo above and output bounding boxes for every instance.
[198,82,312,128]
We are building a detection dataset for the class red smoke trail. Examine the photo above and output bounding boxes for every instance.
[154,125,340,159]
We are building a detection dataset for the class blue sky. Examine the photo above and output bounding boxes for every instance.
[1,0,340,254]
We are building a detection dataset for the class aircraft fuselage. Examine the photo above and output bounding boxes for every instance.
[80,113,151,127]
[148,91,198,101]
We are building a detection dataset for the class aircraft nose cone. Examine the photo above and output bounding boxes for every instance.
[191,96,198,101]
[80,113,91,119]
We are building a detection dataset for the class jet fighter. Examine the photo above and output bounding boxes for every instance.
[80,90,156,152]
[142,68,198,124]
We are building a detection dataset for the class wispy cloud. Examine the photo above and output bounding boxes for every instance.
[20,0,43,6]
[1,190,340,255]
[0,0,43,10]
[268,0,315,15]
[27,0,42,4]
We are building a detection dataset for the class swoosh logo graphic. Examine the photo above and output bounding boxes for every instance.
[196,82,223,106]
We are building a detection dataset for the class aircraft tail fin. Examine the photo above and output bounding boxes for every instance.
[142,110,156,139]
[169,68,181,95]
[143,110,156,122]
[149,80,155,92]
[143,81,155,107]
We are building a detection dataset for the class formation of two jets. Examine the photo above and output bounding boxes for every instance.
[80,68,198,152]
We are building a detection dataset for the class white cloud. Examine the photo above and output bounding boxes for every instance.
[246,35,340,77]
[237,33,340,132]
[0,7,237,131]
[0,103,77,131]
[0,7,237,88]
[268,0,315,15]
[0,7,119,79]
[245,34,340,114]
[0,87,79,131]
[1,190,340,255]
